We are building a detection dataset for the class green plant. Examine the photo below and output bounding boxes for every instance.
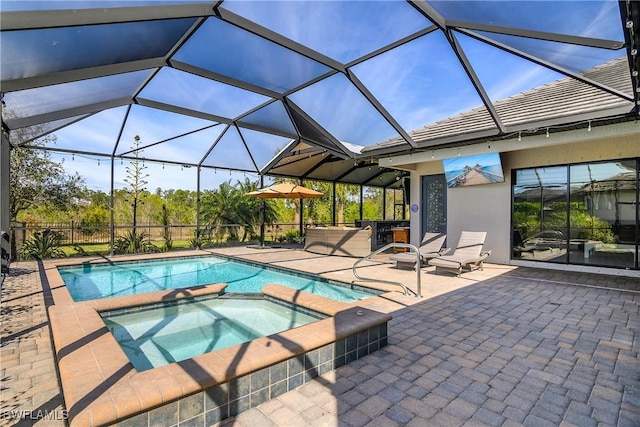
[199,178,278,243]
[124,135,149,233]
[283,229,303,244]
[20,229,66,260]
[162,204,173,251]
[188,227,214,248]
[111,230,158,254]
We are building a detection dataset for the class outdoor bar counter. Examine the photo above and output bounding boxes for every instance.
[304,225,372,257]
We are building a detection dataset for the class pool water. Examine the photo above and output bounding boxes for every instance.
[58,255,376,302]
[103,297,323,371]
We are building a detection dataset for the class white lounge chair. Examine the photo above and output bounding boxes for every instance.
[428,231,491,276]
[390,232,448,269]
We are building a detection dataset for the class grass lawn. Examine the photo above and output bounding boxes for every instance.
[59,240,195,257]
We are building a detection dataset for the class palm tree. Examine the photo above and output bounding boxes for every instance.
[201,180,241,241]
[200,179,278,243]
[236,178,277,241]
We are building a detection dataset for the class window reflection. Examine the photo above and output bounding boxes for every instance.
[513,166,568,264]
[513,160,639,269]
[569,161,638,268]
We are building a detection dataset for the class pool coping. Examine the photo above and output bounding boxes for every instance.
[43,256,393,426]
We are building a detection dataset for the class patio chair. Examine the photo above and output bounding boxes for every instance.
[428,231,491,276]
[390,232,448,269]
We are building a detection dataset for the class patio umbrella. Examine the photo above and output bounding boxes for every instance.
[246,182,324,199]
[247,183,324,247]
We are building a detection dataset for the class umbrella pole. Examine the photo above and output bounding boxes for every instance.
[259,175,265,247]
[260,200,265,247]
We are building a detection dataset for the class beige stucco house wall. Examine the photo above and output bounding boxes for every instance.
[387,121,640,274]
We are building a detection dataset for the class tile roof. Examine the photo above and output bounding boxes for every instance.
[365,58,634,153]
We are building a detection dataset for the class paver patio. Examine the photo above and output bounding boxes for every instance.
[1,246,639,426]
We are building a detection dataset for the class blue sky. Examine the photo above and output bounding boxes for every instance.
[11,0,626,192]
[49,150,271,193]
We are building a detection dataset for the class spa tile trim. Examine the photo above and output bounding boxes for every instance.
[111,323,389,426]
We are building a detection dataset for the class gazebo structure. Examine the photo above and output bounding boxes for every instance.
[1,3,640,426]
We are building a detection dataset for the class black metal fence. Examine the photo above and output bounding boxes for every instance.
[10,222,198,246]
[8,221,308,259]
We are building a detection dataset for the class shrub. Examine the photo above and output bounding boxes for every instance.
[20,229,66,260]
[163,236,173,252]
[283,229,303,244]
[79,205,109,236]
[111,230,159,254]
[188,228,213,248]
[73,245,87,256]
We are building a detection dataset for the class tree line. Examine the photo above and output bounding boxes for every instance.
[14,180,389,236]
[8,135,403,259]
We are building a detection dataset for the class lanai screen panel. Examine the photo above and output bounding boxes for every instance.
[3,70,153,128]
[173,18,333,94]
[0,18,197,81]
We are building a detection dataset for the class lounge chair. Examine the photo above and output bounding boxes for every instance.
[390,232,448,269]
[428,231,491,276]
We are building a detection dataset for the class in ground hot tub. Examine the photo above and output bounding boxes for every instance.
[48,283,391,426]
[102,296,326,371]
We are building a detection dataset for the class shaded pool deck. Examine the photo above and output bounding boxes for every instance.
[1,246,639,426]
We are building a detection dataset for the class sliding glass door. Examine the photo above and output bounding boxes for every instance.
[513,159,638,269]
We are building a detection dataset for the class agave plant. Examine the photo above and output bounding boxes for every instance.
[111,230,158,254]
[20,229,66,260]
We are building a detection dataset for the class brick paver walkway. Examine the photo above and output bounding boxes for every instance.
[1,262,66,427]
[228,266,640,426]
[1,251,639,427]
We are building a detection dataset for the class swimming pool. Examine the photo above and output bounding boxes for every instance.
[58,255,376,302]
[103,296,325,371]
